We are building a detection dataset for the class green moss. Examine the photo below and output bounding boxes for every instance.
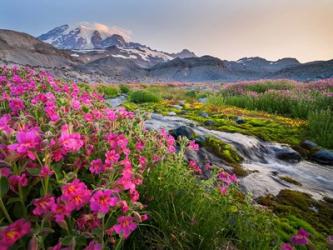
[181,108,304,146]
[279,176,302,186]
[122,102,138,111]
[204,136,247,177]
[258,189,333,239]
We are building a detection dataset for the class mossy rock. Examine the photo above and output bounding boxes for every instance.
[204,136,247,176]
[279,176,302,186]
[258,189,333,237]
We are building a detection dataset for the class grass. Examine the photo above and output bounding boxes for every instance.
[206,80,333,149]
[126,138,280,250]
[307,109,333,148]
[96,84,119,98]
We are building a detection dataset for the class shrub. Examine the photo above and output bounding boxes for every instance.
[97,85,119,98]
[120,85,130,94]
[129,90,160,103]
[185,90,198,98]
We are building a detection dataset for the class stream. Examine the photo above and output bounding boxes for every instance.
[145,114,333,200]
[108,97,333,200]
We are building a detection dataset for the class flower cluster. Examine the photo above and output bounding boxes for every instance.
[280,228,311,250]
[217,171,238,195]
[0,66,175,249]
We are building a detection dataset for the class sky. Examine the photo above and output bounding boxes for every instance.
[1,0,333,63]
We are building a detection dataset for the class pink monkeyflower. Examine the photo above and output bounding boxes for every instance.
[45,104,60,122]
[188,160,202,174]
[0,114,13,135]
[85,144,94,156]
[105,108,117,121]
[204,163,212,171]
[39,165,54,177]
[117,108,134,119]
[61,179,91,210]
[105,150,120,166]
[138,156,147,167]
[8,174,28,191]
[160,128,168,138]
[120,158,132,168]
[141,214,149,222]
[290,228,310,245]
[51,198,73,223]
[76,213,101,231]
[59,124,84,153]
[280,243,294,250]
[219,186,229,196]
[89,190,118,214]
[117,171,136,191]
[109,216,137,239]
[152,154,161,163]
[52,149,64,162]
[135,140,144,152]
[118,200,129,213]
[0,167,11,177]
[89,159,105,175]
[84,113,94,122]
[9,98,25,113]
[71,99,81,110]
[107,133,129,150]
[7,128,41,160]
[0,219,31,249]
[49,242,62,250]
[167,145,176,154]
[32,195,56,216]
[129,189,140,202]
[217,171,238,186]
[187,140,199,151]
[84,241,102,250]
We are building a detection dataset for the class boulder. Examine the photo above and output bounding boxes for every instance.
[198,97,208,103]
[170,126,195,140]
[199,112,209,118]
[168,112,176,116]
[301,140,318,150]
[311,149,333,165]
[204,120,215,126]
[194,135,206,146]
[274,148,302,163]
[235,116,245,125]
[178,100,186,106]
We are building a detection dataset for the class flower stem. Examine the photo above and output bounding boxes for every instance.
[101,216,105,248]
[0,197,12,223]
[18,185,27,217]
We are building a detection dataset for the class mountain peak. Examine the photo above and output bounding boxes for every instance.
[67,22,131,42]
[38,22,131,50]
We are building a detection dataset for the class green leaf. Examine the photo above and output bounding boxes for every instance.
[27,168,40,176]
[0,177,9,198]
[6,197,21,205]
[61,236,74,246]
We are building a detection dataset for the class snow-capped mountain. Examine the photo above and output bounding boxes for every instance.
[38,22,196,67]
[38,22,131,50]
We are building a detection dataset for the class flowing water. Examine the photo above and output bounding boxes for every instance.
[107,97,333,199]
[145,113,333,200]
